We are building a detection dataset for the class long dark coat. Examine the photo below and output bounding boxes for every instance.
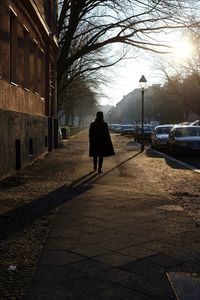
[89,119,115,157]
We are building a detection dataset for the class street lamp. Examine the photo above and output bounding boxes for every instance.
[139,75,147,151]
[109,110,112,129]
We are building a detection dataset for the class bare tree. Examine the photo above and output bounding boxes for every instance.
[58,74,99,125]
[58,0,200,83]
[153,28,200,118]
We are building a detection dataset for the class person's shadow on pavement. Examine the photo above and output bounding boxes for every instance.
[0,152,141,240]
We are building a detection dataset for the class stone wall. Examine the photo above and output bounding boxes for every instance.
[0,109,48,179]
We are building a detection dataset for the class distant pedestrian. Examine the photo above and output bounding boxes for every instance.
[89,111,115,173]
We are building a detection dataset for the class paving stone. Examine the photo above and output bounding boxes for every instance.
[67,258,111,276]
[121,253,183,275]
[132,272,176,299]
[44,238,83,250]
[71,244,109,257]
[95,267,139,288]
[94,252,134,267]
[93,238,134,251]
[39,250,86,265]
[118,244,159,259]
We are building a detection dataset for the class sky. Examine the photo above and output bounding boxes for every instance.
[99,56,163,106]
[99,38,194,107]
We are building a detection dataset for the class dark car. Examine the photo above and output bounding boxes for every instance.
[167,126,200,155]
[151,124,174,149]
[110,124,122,133]
[120,124,135,136]
[134,125,153,142]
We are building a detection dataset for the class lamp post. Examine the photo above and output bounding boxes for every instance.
[139,75,147,151]
[109,110,112,129]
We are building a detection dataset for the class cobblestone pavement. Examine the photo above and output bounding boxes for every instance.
[1,131,200,299]
[0,135,85,299]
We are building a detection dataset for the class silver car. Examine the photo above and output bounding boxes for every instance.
[151,125,174,149]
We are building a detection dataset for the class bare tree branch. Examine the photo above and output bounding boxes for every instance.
[58,0,200,80]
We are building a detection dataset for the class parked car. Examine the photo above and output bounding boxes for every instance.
[179,122,192,126]
[190,120,200,126]
[151,124,174,149]
[120,124,135,136]
[134,125,153,142]
[110,124,122,133]
[167,126,200,155]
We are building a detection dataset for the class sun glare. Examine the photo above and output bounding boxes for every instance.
[172,41,193,60]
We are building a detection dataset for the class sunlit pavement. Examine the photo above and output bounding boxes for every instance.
[23,131,200,300]
[146,146,200,174]
[137,140,200,173]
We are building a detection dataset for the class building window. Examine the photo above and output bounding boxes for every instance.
[33,41,39,93]
[17,24,24,86]
[10,11,18,84]
[30,40,35,91]
[38,49,45,98]
[53,0,58,22]
[23,27,30,89]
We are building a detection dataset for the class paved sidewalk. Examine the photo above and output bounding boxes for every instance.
[22,131,200,299]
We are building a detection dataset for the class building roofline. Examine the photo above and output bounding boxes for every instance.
[31,0,50,35]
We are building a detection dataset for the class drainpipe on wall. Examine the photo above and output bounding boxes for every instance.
[53,62,58,149]
[45,42,53,152]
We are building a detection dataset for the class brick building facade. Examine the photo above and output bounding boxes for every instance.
[0,0,59,178]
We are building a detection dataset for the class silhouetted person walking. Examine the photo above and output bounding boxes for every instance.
[89,111,115,173]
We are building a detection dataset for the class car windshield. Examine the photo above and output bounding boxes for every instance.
[175,127,200,137]
[155,127,173,134]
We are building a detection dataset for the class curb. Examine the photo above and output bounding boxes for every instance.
[152,148,200,174]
